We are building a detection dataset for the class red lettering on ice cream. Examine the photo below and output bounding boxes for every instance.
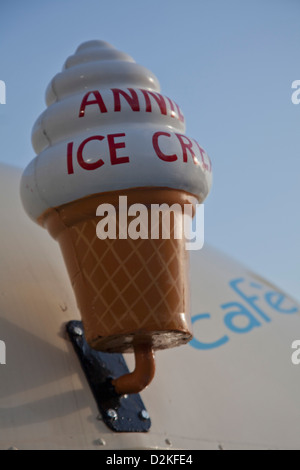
[153,132,211,170]
[108,133,129,165]
[140,90,167,115]
[152,132,177,162]
[77,88,183,122]
[166,97,176,118]
[194,139,212,171]
[66,133,129,174]
[175,103,184,123]
[166,97,184,123]
[79,91,108,117]
[67,142,74,174]
[175,134,197,163]
[77,136,105,170]
[112,88,140,112]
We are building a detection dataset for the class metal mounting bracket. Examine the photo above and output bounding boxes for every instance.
[66,320,151,432]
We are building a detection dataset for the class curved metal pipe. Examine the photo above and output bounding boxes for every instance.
[112,343,155,395]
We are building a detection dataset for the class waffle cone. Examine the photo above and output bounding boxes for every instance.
[41,187,197,353]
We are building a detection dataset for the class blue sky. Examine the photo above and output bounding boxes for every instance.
[1,0,299,301]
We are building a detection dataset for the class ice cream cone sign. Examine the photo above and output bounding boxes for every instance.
[20,41,212,396]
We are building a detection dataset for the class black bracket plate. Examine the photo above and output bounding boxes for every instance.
[66,320,151,432]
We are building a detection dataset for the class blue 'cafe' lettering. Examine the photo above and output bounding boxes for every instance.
[190,277,299,350]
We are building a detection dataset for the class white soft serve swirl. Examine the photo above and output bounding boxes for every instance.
[20,40,212,222]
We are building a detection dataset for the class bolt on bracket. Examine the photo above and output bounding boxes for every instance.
[66,320,151,432]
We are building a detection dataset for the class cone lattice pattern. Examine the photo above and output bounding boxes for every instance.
[44,188,194,353]
[74,218,185,329]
